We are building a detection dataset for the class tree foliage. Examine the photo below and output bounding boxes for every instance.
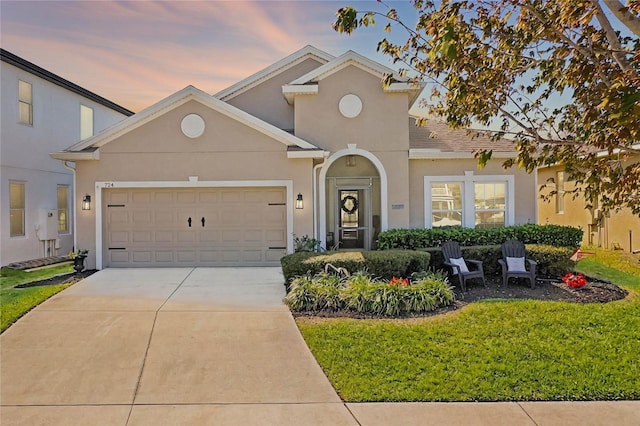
[334,0,640,214]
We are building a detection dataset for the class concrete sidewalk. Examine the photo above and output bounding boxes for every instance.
[1,268,638,425]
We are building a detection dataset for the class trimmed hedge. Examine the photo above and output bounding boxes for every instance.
[378,224,583,250]
[425,244,575,276]
[280,250,431,286]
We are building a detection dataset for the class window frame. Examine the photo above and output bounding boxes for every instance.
[57,185,70,234]
[424,171,515,229]
[430,182,464,228]
[18,80,33,125]
[473,181,507,228]
[9,181,26,237]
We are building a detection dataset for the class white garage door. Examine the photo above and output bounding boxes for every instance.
[104,187,287,267]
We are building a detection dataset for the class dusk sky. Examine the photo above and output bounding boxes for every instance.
[1,1,418,112]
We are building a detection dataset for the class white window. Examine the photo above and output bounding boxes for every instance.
[18,80,33,125]
[474,182,506,228]
[57,185,69,234]
[80,104,94,140]
[431,183,463,227]
[10,182,25,237]
[424,172,514,229]
[556,171,565,214]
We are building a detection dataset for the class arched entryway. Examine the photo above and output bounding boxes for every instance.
[318,147,387,250]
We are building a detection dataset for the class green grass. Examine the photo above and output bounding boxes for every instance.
[1,264,74,333]
[296,249,640,402]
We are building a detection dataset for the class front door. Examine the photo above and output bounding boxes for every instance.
[335,188,371,250]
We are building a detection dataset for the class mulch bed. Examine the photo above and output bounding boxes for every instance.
[14,270,98,288]
[457,275,628,304]
[292,275,629,320]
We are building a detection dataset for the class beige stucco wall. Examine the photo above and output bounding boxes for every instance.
[295,65,412,229]
[538,164,640,252]
[75,100,313,269]
[293,66,410,153]
[224,58,324,130]
[409,159,537,228]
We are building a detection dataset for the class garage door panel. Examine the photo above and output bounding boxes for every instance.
[177,191,197,203]
[177,231,196,243]
[132,231,152,243]
[155,251,174,263]
[155,231,173,243]
[109,250,129,264]
[199,230,219,243]
[132,192,152,203]
[177,251,197,262]
[109,231,129,243]
[105,187,286,267]
[132,210,152,224]
[132,251,153,263]
[154,192,173,203]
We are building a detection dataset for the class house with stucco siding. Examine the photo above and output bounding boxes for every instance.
[51,45,537,269]
[1,49,133,266]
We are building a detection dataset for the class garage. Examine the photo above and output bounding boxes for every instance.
[104,187,287,267]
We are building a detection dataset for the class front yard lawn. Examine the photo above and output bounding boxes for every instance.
[1,265,74,333]
[296,250,640,402]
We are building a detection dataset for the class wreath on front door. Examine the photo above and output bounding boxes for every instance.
[341,195,358,215]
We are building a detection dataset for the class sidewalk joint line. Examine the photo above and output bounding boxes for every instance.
[344,403,363,426]
[125,267,196,425]
[516,401,540,426]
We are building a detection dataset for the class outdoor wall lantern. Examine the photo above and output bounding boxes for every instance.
[296,193,304,209]
[82,194,91,210]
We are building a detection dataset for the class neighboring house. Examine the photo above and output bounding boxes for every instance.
[1,49,133,266]
[538,152,640,253]
[51,45,536,269]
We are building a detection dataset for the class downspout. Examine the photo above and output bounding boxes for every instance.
[312,157,327,243]
[62,161,77,251]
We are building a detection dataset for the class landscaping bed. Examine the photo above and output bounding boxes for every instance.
[14,269,97,288]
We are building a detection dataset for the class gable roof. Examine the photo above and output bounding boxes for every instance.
[214,45,335,101]
[1,48,134,116]
[408,117,517,159]
[51,85,322,161]
[282,50,424,106]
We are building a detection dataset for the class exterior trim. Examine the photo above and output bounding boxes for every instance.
[54,86,321,157]
[51,150,100,161]
[289,51,400,84]
[214,45,334,101]
[94,179,294,269]
[409,149,515,159]
[286,150,327,159]
[1,48,134,116]
[318,147,388,250]
[423,171,515,229]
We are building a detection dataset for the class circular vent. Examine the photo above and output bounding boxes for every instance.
[181,114,205,138]
[338,94,363,118]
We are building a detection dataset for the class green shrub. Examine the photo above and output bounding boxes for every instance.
[377,224,583,250]
[283,272,454,316]
[280,250,431,285]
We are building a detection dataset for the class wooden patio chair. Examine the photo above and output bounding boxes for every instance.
[498,239,537,288]
[441,240,486,292]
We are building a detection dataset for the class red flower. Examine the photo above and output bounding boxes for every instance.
[389,277,409,287]
[562,272,587,288]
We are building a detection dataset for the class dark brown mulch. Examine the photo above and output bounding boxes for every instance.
[457,275,628,304]
[14,270,97,288]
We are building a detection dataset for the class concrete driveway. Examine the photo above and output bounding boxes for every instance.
[2,268,639,426]
[0,267,354,425]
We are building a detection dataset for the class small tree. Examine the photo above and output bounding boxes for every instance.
[334,0,640,213]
